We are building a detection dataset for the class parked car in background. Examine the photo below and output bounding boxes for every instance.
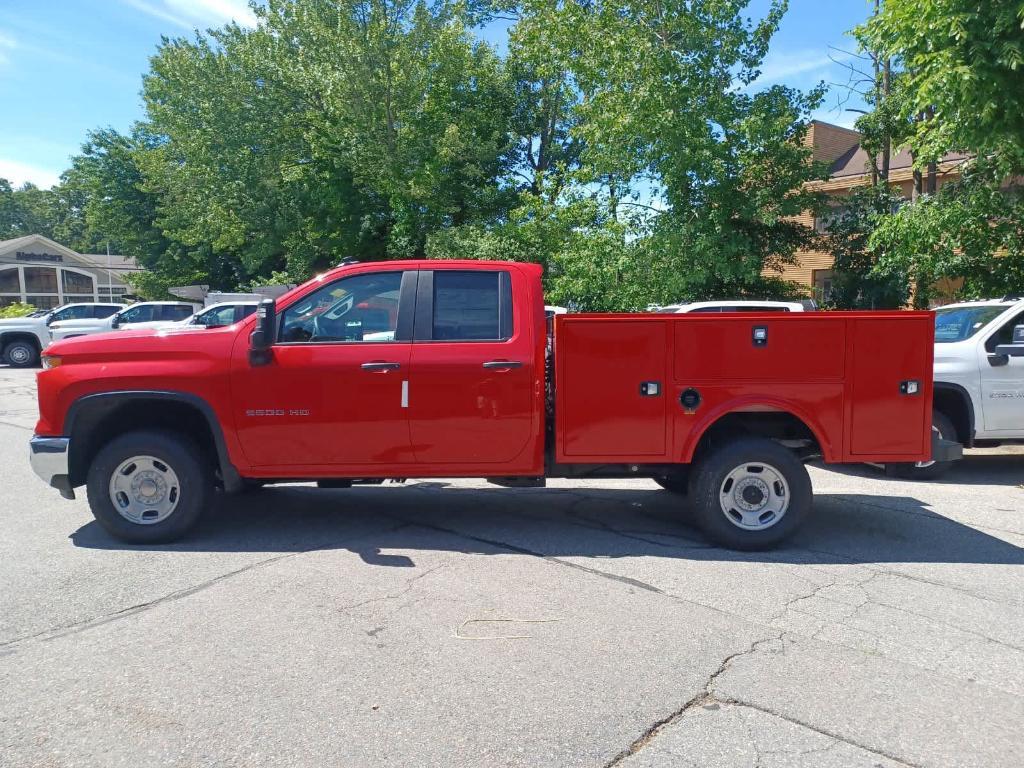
[0,302,123,367]
[48,302,199,344]
[889,297,1024,479]
[655,300,810,313]
[121,301,259,332]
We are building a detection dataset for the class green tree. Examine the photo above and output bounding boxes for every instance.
[509,0,827,307]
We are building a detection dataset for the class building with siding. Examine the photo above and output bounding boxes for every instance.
[0,234,142,309]
[779,120,968,301]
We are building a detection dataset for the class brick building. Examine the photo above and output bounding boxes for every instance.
[779,120,969,301]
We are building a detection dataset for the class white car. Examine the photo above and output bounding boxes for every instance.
[893,297,1024,478]
[0,302,123,367]
[48,302,199,343]
[122,301,259,332]
[655,300,809,313]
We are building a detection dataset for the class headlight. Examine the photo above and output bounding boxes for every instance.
[41,355,62,369]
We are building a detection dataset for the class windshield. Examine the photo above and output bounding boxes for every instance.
[934,305,1006,343]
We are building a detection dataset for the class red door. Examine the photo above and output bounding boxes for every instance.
[231,269,416,469]
[407,268,536,465]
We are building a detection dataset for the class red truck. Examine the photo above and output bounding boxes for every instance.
[29,260,958,549]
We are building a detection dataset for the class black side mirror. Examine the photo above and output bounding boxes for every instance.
[110,315,121,329]
[249,299,276,366]
[995,324,1024,359]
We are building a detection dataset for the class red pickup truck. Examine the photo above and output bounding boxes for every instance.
[29,260,957,549]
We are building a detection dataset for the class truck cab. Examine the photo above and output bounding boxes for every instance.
[29,260,952,550]
[48,301,199,343]
[897,298,1024,478]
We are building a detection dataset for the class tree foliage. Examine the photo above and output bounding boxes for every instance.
[14,0,828,308]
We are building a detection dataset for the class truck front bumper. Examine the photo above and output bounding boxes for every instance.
[29,436,75,499]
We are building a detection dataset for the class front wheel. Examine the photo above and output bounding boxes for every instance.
[689,437,812,550]
[86,430,212,543]
[4,340,40,368]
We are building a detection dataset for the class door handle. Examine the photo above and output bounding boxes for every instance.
[482,360,523,370]
[361,361,401,372]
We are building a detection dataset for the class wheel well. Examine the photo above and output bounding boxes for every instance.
[933,386,972,446]
[67,398,220,487]
[691,411,821,464]
[0,332,41,351]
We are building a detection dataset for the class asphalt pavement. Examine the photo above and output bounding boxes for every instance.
[1,365,1023,767]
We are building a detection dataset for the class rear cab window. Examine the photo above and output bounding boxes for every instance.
[428,270,513,341]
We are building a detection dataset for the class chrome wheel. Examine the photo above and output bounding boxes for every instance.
[108,455,181,525]
[719,461,790,531]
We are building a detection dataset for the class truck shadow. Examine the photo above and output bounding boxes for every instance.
[69,483,1024,567]
[820,452,1024,487]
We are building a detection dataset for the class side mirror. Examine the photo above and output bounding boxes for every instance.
[110,315,121,329]
[995,324,1024,359]
[249,299,276,366]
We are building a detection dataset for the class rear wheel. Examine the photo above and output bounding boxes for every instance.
[86,430,212,543]
[4,339,39,368]
[689,437,812,550]
[885,411,957,481]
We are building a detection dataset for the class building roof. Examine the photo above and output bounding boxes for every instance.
[827,140,970,179]
[0,234,140,286]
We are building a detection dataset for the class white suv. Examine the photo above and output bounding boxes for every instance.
[894,298,1024,478]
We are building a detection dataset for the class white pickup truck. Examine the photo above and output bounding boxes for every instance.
[894,297,1024,478]
[0,303,123,367]
[47,301,199,344]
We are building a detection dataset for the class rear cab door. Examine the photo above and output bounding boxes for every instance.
[406,264,542,471]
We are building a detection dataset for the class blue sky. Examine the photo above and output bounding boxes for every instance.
[0,0,872,190]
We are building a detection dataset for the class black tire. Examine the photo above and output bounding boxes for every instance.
[86,430,212,543]
[689,437,812,550]
[4,339,40,368]
[885,411,957,481]
[653,471,689,494]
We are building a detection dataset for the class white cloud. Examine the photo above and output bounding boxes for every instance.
[123,0,258,30]
[0,29,16,66]
[754,49,850,86]
[0,159,62,189]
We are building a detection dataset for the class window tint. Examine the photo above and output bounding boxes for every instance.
[117,305,155,324]
[985,310,1024,352]
[195,305,238,327]
[93,305,121,318]
[50,305,92,322]
[239,304,257,320]
[729,306,789,313]
[432,271,511,341]
[280,271,403,343]
[163,305,194,321]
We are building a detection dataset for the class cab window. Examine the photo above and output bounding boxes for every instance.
[194,305,237,327]
[279,272,403,343]
[431,271,512,341]
[985,310,1024,353]
[49,305,92,322]
[115,305,155,324]
[163,305,194,321]
[93,305,120,318]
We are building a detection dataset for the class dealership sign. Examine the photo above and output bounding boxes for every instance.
[15,251,63,263]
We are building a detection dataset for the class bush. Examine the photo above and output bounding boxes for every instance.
[0,302,37,318]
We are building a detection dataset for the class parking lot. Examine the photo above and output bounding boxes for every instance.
[1,365,1023,767]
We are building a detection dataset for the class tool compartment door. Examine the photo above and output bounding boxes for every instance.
[557,318,669,460]
[850,316,932,457]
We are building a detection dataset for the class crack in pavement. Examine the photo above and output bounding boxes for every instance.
[605,633,925,768]
[603,633,784,767]
[335,563,447,614]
